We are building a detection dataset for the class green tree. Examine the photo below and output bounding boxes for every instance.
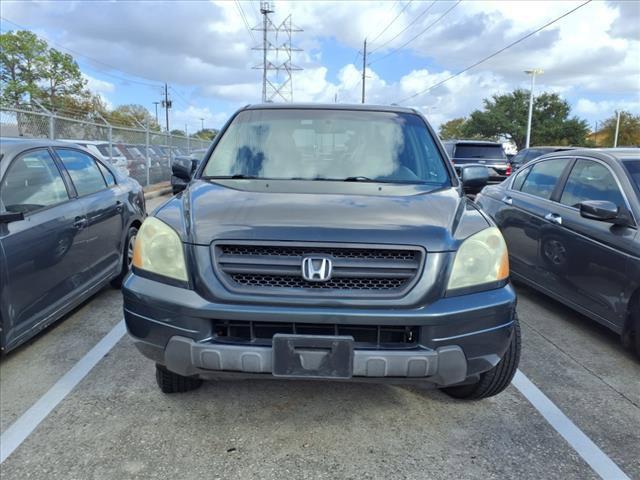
[108,104,160,130]
[193,128,217,140]
[438,118,469,140]
[597,111,640,147]
[170,129,186,136]
[464,89,590,150]
[36,48,86,107]
[0,30,47,106]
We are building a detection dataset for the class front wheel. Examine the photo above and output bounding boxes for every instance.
[155,364,202,393]
[111,225,138,288]
[442,315,521,400]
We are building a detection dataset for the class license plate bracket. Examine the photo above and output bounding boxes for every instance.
[272,334,354,379]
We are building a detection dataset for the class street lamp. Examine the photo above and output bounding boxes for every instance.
[525,68,544,149]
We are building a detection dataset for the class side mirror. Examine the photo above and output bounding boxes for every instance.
[171,157,192,181]
[460,165,489,194]
[579,200,632,226]
[0,211,25,224]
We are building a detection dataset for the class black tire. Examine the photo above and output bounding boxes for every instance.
[155,364,202,394]
[442,315,521,400]
[111,226,138,288]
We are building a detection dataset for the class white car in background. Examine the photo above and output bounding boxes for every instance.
[58,139,130,177]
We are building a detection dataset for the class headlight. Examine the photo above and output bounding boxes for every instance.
[132,217,188,282]
[447,227,509,291]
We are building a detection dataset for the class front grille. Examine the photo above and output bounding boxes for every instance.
[220,244,417,261]
[213,320,419,349]
[213,242,424,297]
[231,274,406,290]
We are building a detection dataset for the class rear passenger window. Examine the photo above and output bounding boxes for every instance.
[560,159,625,208]
[97,161,116,187]
[511,166,531,191]
[520,159,567,200]
[55,149,106,196]
[1,149,69,213]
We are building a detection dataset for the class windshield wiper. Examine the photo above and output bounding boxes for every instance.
[343,176,374,182]
[205,174,261,180]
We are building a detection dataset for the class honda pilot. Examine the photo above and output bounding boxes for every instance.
[123,104,519,400]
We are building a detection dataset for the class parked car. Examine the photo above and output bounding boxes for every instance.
[510,146,575,171]
[0,138,146,353]
[444,139,511,182]
[58,139,130,177]
[475,148,640,355]
[124,103,520,400]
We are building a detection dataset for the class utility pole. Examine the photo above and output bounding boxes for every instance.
[200,117,205,131]
[161,83,172,133]
[253,2,303,103]
[594,120,598,146]
[260,2,272,103]
[614,110,621,147]
[525,68,543,149]
[153,101,160,125]
[361,38,367,104]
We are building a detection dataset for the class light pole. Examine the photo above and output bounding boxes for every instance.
[200,117,204,131]
[525,69,543,149]
[613,110,621,147]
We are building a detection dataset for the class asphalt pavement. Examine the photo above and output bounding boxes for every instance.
[1,194,638,480]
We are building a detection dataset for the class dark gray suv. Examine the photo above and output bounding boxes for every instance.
[124,104,519,400]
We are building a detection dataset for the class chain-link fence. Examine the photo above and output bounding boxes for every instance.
[0,104,211,187]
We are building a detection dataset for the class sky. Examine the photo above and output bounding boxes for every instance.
[1,0,639,134]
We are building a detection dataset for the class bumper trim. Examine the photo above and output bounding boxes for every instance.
[161,336,467,386]
[431,320,514,342]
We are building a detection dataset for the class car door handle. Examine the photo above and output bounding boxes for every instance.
[544,213,562,225]
[73,216,88,229]
[501,196,513,205]
[115,201,123,212]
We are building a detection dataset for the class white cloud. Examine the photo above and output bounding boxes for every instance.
[81,74,115,109]
[82,73,115,94]
[2,0,638,127]
[171,105,228,132]
[575,98,640,118]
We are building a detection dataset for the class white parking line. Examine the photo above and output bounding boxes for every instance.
[0,320,126,464]
[512,370,631,480]
[0,325,632,480]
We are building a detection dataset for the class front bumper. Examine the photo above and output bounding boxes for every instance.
[124,274,516,386]
[161,335,469,385]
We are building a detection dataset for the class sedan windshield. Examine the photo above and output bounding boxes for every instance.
[623,160,640,196]
[202,109,450,185]
[454,144,506,160]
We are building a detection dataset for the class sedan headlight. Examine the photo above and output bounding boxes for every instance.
[447,227,509,291]
[132,217,188,282]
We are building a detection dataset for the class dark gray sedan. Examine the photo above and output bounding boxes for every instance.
[476,148,640,355]
[0,138,146,353]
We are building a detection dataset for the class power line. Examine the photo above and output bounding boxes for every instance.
[168,86,195,109]
[235,0,256,44]
[368,0,461,65]
[369,0,437,55]
[368,0,413,47]
[395,0,593,104]
[0,16,163,88]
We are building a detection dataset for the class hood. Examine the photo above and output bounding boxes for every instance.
[156,180,490,252]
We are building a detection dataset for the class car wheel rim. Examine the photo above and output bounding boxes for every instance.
[127,235,136,269]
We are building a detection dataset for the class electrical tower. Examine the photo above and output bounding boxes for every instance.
[253,2,303,103]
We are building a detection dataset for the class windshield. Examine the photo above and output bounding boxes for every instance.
[203,109,450,185]
[623,160,640,196]
[454,144,506,160]
[96,144,116,156]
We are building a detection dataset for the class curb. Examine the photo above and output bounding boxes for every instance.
[144,187,172,200]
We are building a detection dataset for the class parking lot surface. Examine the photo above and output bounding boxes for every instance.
[1,196,638,480]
